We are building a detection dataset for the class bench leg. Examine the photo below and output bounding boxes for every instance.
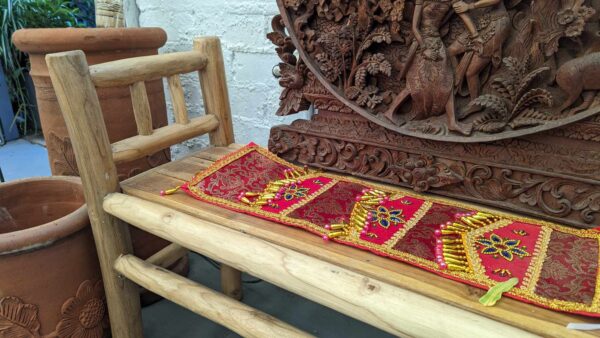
[221,264,243,300]
[196,36,241,301]
[46,51,143,338]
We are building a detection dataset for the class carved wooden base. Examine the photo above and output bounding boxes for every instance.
[269,111,600,229]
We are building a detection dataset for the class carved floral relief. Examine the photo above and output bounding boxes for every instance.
[0,280,107,338]
[47,131,171,180]
[0,297,41,338]
[55,280,107,338]
[269,112,600,228]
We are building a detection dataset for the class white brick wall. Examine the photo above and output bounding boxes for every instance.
[136,0,305,157]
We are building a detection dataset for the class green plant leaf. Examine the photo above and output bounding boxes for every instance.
[0,0,93,134]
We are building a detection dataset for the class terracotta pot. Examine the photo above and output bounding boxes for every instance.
[0,176,107,337]
[12,28,188,286]
[12,28,170,179]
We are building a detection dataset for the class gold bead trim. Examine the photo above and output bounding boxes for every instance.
[435,211,502,272]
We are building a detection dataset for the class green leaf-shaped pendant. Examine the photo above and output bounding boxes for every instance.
[479,278,519,307]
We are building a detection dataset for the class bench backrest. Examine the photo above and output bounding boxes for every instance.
[45,37,234,335]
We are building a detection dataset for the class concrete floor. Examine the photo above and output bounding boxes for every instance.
[0,139,393,338]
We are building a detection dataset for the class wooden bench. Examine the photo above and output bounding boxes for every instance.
[47,36,600,337]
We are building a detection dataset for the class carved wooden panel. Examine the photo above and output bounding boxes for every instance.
[268,1,600,229]
[270,112,600,229]
[272,0,600,142]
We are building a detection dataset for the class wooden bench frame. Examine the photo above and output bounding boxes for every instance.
[47,36,597,337]
[47,37,312,337]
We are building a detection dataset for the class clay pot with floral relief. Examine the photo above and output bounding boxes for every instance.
[0,176,107,337]
[12,28,189,297]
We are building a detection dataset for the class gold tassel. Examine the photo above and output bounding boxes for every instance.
[322,188,391,242]
[160,186,182,196]
[238,167,311,208]
[435,211,502,272]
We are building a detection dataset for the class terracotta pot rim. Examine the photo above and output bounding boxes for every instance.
[12,27,167,53]
[0,176,89,256]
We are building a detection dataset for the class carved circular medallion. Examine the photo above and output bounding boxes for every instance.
[275,0,600,142]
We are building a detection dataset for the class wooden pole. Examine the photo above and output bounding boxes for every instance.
[194,36,242,299]
[104,193,536,338]
[111,115,219,164]
[167,75,190,124]
[89,51,208,87]
[146,243,188,268]
[220,265,243,300]
[194,37,235,147]
[129,81,153,136]
[115,255,313,338]
[46,51,142,338]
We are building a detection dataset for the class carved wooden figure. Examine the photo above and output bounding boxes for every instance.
[383,0,478,135]
[556,52,600,115]
[448,0,510,101]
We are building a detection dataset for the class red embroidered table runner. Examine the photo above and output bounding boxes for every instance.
[172,143,600,317]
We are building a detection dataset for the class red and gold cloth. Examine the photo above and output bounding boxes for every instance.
[173,143,600,317]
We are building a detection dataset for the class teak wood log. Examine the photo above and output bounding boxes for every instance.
[129,81,153,136]
[47,37,243,337]
[220,264,243,301]
[193,37,242,298]
[89,51,208,87]
[111,115,219,164]
[194,37,235,147]
[103,192,536,338]
[146,242,188,268]
[95,0,124,28]
[46,50,143,338]
[167,75,189,124]
[114,254,312,338]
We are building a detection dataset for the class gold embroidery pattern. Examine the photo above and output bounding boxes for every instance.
[476,234,530,261]
[522,227,552,292]
[383,201,433,248]
[593,238,600,310]
[464,219,513,278]
[281,179,338,216]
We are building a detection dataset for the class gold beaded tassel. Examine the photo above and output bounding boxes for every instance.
[160,185,182,196]
[434,211,501,272]
[322,188,389,241]
[353,189,388,236]
[237,167,310,207]
[323,218,351,241]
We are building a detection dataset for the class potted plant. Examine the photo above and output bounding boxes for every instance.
[0,0,31,142]
[0,66,19,145]
[1,0,95,139]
